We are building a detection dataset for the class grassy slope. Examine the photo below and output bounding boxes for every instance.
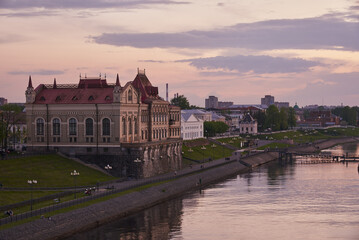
[0,154,116,207]
[0,154,115,188]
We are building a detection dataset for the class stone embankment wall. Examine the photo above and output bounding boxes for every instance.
[291,137,358,153]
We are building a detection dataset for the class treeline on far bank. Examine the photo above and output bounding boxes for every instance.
[253,105,359,132]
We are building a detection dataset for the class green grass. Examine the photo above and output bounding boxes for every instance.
[217,137,243,149]
[251,127,359,144]
[0,190,61,206]
[0,154,116,188]
[182,141,233,161]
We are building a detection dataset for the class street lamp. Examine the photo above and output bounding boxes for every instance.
[221,142,226,159]
[201,146,206,163]
[211,144,216,161]
[134,158,142,179]
[27,179,37,212]
[71,170,80,199]
[104,164,112,189]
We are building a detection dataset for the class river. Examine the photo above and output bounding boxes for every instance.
[68,143,359,240]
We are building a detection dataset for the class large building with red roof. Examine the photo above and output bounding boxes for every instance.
[25,69,182,178]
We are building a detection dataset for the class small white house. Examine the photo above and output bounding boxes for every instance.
[239,113,257,134]
[181,111,204,140]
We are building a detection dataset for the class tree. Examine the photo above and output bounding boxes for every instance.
[0,104,23,150]
[287,107,297,128]
[253,111,266,131]
[170,95,190,109]
[332,106,357,126]
[265,105,280,131]
[279,107,288,130]
[204,121,229,137]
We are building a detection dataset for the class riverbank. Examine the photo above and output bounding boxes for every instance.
[0,137,357,240]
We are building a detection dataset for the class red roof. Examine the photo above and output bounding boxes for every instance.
[132,73,160,102]
[34,78,114,104]
[32,73,162,105]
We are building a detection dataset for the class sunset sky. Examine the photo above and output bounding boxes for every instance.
[1,0,358,107]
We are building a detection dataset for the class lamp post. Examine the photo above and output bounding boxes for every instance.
[201,146,206,163]
[211,144,216,161]
[27,179,37,212]
[221,142,226,159]
[104,164,112,189]
[134,158,142,179]
[71,170,80,199]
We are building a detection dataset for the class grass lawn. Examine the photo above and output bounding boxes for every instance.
[217,137,243,149]
[0,154,116,188]
[250,127,359,144]
[182,141,233,161]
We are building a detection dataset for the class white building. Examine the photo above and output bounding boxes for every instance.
[239,113,258,134]
[181,111,204,140]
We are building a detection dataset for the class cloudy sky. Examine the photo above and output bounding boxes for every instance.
[1,0,359,107]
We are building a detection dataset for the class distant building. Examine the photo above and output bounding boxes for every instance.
[205,96,218,109]
[218,101,233,108]
[181,111,203,140]
[0,97,8,106]
[261,95,274,107]
[297,110,340,128]
[25,70,182,178]
[205,95,233,109]
[275,102,290,109]
[239,113,257,134]
[182,109,212,122]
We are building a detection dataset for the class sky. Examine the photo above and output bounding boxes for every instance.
[1,0,359,107]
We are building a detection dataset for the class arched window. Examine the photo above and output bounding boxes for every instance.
[102,118,110,136]
[69,118,77,135]
[128,90,132,101]
[122,117,126,135]
[85,118,93,136]
[134,118,138,134]
[128,117,132,134]
[53,118,60,135]
[36,118,44,135]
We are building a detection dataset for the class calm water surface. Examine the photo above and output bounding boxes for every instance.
[68,143,359,240]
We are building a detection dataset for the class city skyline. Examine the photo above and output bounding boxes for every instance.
[1,0,359,107]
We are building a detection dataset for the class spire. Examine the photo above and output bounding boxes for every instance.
[28,75,33,88]
[116,73,120,86]
[53,78,57,89]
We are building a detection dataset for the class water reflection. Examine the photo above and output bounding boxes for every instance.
[67,199,184,240]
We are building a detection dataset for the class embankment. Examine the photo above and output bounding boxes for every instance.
[0,152,278,240]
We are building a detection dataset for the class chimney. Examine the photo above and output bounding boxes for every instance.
[166,83,168,101]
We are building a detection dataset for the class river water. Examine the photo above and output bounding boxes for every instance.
[68,143,359,240]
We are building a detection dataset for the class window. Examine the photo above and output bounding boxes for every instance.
[128,117,132,134]
[134,118,138,134]
[69,118,77,135]
[53,118,60,135]
[122,117,126,135]
[128,90,132,101]
[102,118,110,136]
[36,118,44,135]
[86,118,93,136]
